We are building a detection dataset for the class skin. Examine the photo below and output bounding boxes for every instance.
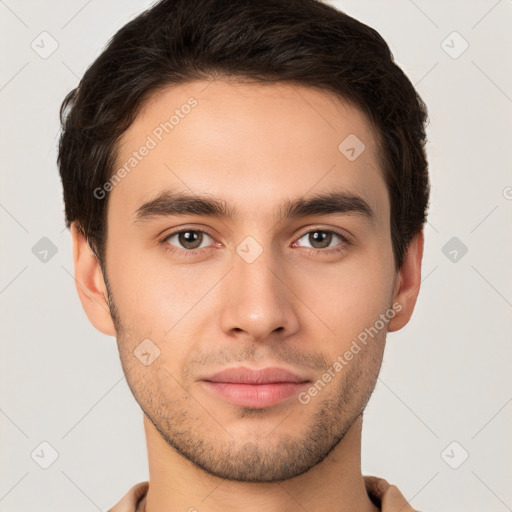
[71,79,423,512]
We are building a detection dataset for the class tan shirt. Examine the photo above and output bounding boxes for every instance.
[108,476,419,511]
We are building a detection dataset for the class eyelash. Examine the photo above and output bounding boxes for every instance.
[159,227,351,257]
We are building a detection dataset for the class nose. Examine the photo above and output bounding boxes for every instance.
[218,242,300,342]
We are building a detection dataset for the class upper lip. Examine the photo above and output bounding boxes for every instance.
[202,366,311,384]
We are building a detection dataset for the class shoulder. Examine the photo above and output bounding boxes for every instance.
[107,481,149,512]
[364,475,420,512]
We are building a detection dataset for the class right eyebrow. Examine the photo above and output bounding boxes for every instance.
[134,190,238,223]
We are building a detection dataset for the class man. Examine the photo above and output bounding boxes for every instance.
[58,0,429,510]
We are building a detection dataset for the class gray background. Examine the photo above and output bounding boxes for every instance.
[1,0,511,510]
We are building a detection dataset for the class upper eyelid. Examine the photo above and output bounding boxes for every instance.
[162,227,215,243]
[296,227,349,240]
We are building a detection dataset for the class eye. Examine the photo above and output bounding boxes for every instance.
[161,229,215,254]
[159,227,350,257]
[293,229,349,254]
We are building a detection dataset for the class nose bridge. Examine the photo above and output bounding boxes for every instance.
[236,239,281,301]
[219,235,298,340]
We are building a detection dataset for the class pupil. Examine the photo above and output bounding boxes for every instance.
[181,231,200,249]
[311,231,331,248]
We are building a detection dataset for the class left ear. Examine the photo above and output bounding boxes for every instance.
[388,229,424,332]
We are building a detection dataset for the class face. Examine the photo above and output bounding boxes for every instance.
[98,79,401,482]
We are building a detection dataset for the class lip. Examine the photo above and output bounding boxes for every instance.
[200,366,311,409]
[203,366,310,384]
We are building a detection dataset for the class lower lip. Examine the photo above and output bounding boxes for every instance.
[201,381,309,408]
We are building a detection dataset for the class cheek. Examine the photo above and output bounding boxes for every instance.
[107,246,221,346]
[294,254,394,343]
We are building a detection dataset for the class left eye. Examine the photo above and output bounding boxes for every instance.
[295,230,345,250]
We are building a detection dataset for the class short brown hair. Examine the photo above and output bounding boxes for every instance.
[58,0,429,271]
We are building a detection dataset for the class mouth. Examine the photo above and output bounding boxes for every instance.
[200,366,312,409]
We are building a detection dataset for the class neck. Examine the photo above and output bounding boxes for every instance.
[142,414,379,512]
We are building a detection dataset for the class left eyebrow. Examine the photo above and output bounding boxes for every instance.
[278,191,375,224]
[133,188,376,225]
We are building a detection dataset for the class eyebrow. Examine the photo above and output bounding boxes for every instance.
[133,188,376,225]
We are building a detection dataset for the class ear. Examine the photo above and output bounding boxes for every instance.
[70,222,116,337]
[387,229,424,332]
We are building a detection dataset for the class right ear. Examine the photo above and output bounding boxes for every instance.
[70,222,116,337]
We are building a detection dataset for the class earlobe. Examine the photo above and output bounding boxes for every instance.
[387,229,424,332]
[70,222,116,337]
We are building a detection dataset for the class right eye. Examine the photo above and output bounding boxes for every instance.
[160,229,217,255]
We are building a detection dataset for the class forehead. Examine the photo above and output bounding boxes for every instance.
[110,79,389,226]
